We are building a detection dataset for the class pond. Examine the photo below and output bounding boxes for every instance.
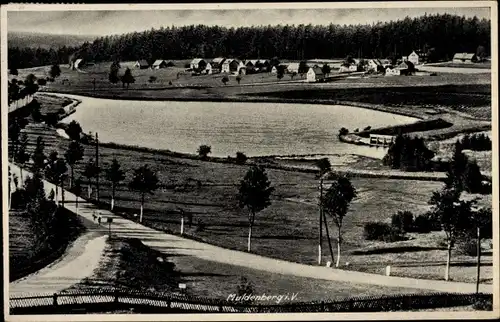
[58,93,418,159]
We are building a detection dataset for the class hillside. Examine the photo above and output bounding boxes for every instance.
[8,32,95,49]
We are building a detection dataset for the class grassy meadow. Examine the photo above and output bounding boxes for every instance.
[13,116,492,283]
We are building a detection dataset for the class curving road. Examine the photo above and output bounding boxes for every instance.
[8,163,493,297]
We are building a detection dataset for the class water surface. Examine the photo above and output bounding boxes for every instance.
[59,94,418,159]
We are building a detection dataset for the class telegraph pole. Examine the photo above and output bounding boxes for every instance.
[95,132,100,203]
[318,178,323,265]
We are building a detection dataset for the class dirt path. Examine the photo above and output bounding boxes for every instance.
[8,163,492,296]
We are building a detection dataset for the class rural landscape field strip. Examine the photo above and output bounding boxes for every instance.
[8,164,493,296]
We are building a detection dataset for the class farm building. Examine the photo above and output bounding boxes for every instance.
[369,134,395,146]
[380,59,392,67]
[152,60,169,69]
[452,53,478,63]
[306,67,324,82]
[287,62,300,74]
[222,59,240,73]
[211,57,226,70]
[72,58,85,70]
[135,60,150,69]
[271,63,289,74]
[408,51,419,65]
[257,59,270,71]
[205,63,213,74]
[339,64,358,73]
[385,61,414,76]
[366,59,382,72]
[190,58,207,71]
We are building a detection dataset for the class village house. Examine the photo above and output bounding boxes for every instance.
[366,59,382,72]
[135,60,150,69]
[205,63,213,75]
[152,59,168,69]
[190,58,207,72]
[245,59,259,72]
[211,57,226,71]
[286,62,300,74]
[452,53,478,63]
[306,67,325,82]
[385,61,414,76]
[339,64,358,73]
[408,51,420,65]
[71,58,85,70]
[257,59,270,72]
[222,59,240,73]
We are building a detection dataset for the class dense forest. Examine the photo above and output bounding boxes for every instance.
[8,13,490,69]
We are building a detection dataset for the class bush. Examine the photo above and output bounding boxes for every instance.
[235,152,248,164]
[197,145,211,159]
[363,126,372,131]
[10,189,28,209]
[456,239,478,256]
[338,127,349,136]
[364,222,407,242]
[472,298,492,311]
[391,211,414,232]
[37,78,47,86]
[418,212,442,232]
[148,76,157,83]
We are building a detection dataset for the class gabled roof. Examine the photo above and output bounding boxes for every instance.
[258,59,269,64]
[396,62,409,70]
[223,58,238,64]
[152,59,166,66]
[212,57,225,64]
[409,51,419,56]
[136,60,149,66]
[309,67,324,75]
[453,53,476,60]
[190,58,205,64]
[246,59,259,66]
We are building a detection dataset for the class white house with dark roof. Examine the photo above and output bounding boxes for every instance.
[307,67,324,82]
[190,58,207,71]
[452,53,477,63]
[211,57,226,70]
[152,60,168,69]
[408,51,419,65]
[135,60,149,69]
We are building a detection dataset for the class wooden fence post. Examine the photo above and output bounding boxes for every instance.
[114,289,119,304]
[321,301,325,312]
[52,293,58,307]
[219,304,223,312]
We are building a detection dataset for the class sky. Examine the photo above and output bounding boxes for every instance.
[7,6,491,36]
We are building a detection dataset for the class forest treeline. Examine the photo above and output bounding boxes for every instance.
[8,13,490,69]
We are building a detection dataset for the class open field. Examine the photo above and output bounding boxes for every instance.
[12,121,492,283]
[69,237,431,303]
[426,62,491,69]
[9,211,37,271]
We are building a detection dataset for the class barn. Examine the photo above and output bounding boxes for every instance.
[190,58,207,71]
[135,60,150,69]
[453,53,478,63]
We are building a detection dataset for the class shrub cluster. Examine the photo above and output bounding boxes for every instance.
[363,222,407,242]
[382,135,435,172]
[390,211,441,234]
[459,133,491,151]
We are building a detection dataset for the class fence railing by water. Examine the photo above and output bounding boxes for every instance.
[9,288,491,314]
